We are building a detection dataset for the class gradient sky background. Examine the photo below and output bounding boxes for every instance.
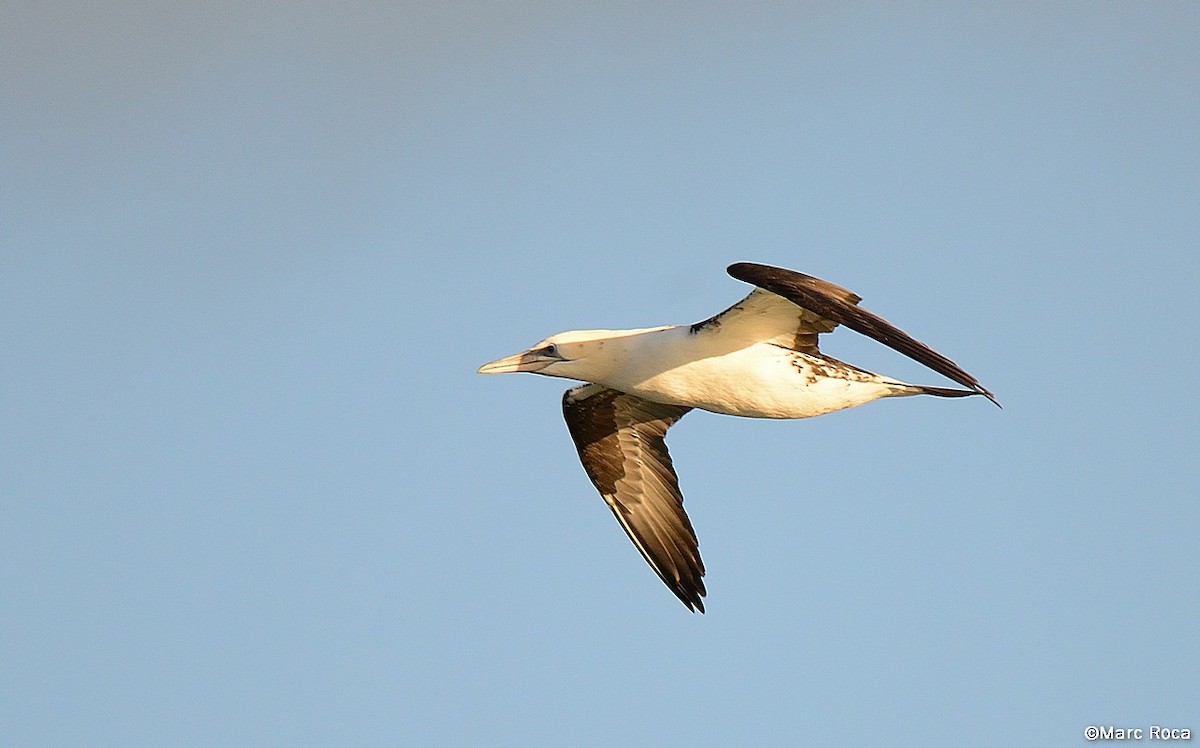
[4,4,1198,746]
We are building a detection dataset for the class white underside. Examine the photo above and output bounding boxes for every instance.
[599,326,915,419]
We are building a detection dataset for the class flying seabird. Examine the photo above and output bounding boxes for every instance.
[479,262,997,612]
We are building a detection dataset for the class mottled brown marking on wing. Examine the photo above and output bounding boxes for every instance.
[561,384,705,612]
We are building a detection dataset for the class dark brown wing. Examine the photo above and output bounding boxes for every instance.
[562,384,705,612]
[727,262,999,405]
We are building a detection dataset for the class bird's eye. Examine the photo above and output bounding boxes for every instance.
[540,344,558,357]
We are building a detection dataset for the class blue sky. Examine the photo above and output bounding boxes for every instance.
[4,4,1197,746]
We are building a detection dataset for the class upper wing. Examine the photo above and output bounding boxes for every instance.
[725,262,999,405]
[562,384,705,612]
[689,285,848,355]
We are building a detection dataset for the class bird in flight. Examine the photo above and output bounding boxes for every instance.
[479,262,997,612]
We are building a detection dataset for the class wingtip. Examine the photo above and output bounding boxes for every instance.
[966,385,1001,409]
[726,261,767,279]
[964,381,1000,408]
[679,581,707,613]
[671,578,707,613]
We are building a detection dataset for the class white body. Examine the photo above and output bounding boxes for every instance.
[579,325,911,419]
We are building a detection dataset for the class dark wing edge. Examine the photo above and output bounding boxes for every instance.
[562,385,706,612]
[728,262,1000,407]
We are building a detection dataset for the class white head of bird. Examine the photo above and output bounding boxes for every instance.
[477,326,671,384]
